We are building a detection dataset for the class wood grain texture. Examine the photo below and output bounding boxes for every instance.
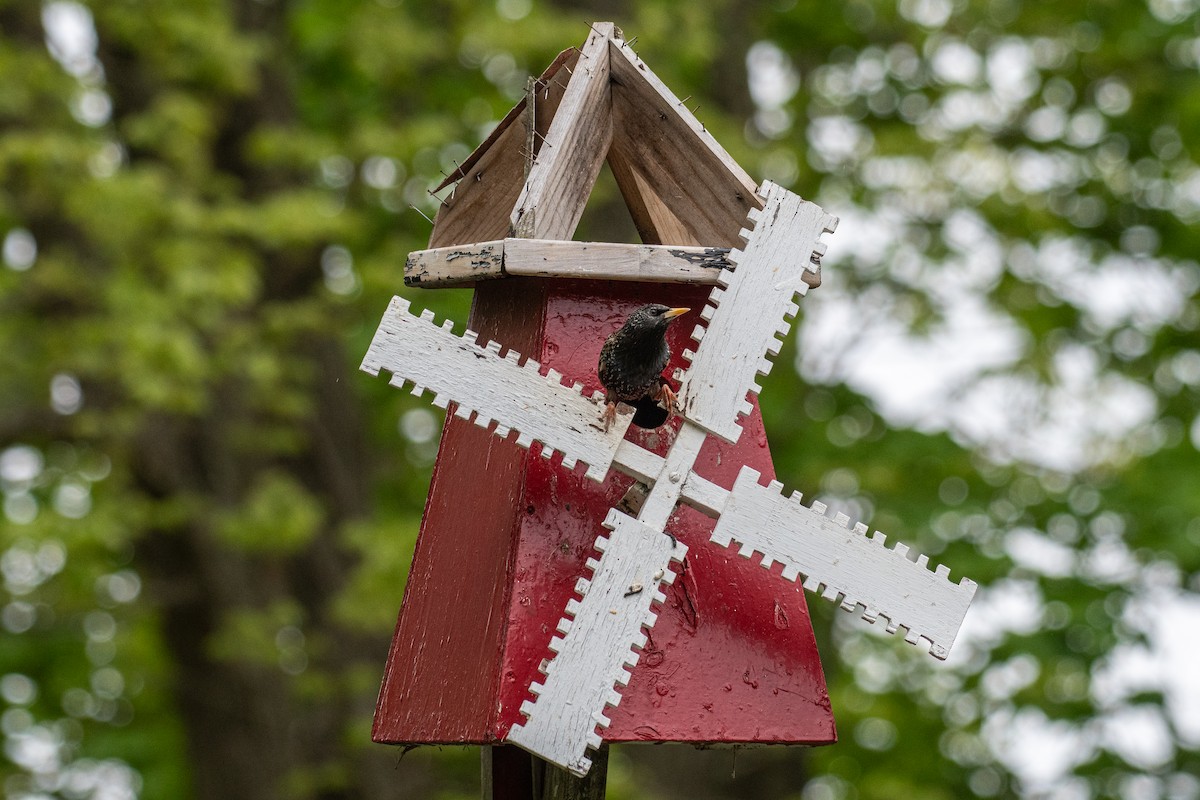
[361,296,633,482]
[370,280,548,745]
[403,239,733,287]
[503,239,731,283]
[711,467,978,660]
[404,240,505,286]
[678,182,837,443]
[511,23,615,239]
[677,468,728,518]
[401,239,821,289]
[607,37,760,247]
[542,746,608,800]
[433,49,575,194]
[428,50,577,248]
[507,509,687,775]
[428,109,527,248]
[606,144,699,246]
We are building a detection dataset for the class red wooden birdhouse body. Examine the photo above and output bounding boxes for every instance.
[372,277,834,746]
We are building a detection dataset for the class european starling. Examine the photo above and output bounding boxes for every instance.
[598,304,689,430]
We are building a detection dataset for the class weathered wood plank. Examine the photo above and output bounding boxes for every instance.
[605,145,699,246]
[433,48,574,193]
[531,58,573,171]
[402,238,822,289]
[609,92,744,247]
[361,296,633,482]
[607,37,760,247]
[542,746,608,800]
[403,239,736,287]
[677,182,835,443]
[510,23,615,239]
[503,239,732,283]
[506,509,687,775]
[404,240,505,287]
[429,50,578,248]
[609,36,756,193]
[711,467,978,660]
[428,116,526,248]
[611,443,974,660]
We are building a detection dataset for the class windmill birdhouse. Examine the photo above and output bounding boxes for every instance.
[362,23,977,779]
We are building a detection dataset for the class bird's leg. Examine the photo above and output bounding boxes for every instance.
[602,400,617,432]
[654,381,679,415]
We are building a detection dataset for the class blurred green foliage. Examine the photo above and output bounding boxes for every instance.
[1,0,1199,799]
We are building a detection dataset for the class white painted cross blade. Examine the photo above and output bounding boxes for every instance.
[360,296,632,481]
[678,182,838,444]
[506,509,687,775]
[711,467,977,660]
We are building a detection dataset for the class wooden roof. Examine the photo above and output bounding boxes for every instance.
[426,22,762,252]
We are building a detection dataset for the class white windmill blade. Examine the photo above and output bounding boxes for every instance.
[360,296,632,481]
[506,509,687,776]
[710,467,977,660]
[677,181,837,444]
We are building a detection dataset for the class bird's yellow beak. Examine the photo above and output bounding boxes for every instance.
[664,307,689,319]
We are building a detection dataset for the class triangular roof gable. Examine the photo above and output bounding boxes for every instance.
[429,23,759,249]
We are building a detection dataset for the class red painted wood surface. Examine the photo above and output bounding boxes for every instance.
[373,278,836,747]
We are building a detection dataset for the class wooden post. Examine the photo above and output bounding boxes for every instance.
[483,746,536,800]
[541,747,608,800]
[479,746,607,800]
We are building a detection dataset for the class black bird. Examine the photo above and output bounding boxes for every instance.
[598,304,689,430]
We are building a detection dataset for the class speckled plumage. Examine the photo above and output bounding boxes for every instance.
[598,304,689,428]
